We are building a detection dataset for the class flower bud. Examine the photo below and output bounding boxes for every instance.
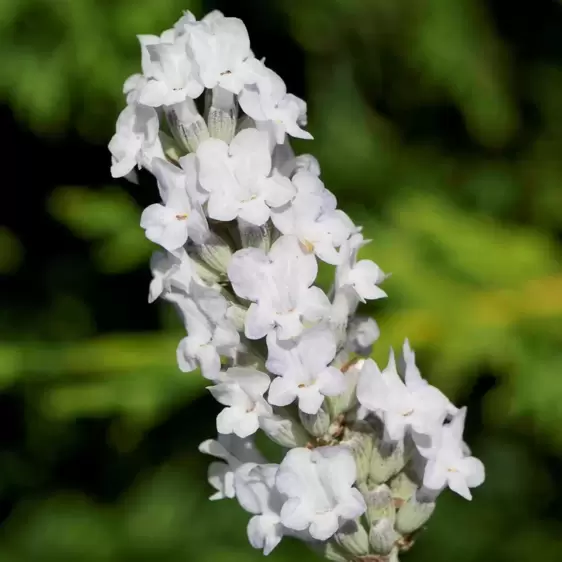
[259,413,309,449]
[226,303,247,333]
[368,518,398,555]
[364,484,395,527]
[326,358,363,417]
[369,440,407,485]
[206,86,238,144]
[191,232,233,275]
[299,404,330,437]
[389,471,418,506]
[159,130,183,162]
[166,99,209,153]
[188,254,223,285]
[334,519,370,558]
[395,494,435,535]
[341,428,372,485]
[237,218,271,252]
[318,542,348,562]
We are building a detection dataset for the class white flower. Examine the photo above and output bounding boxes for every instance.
[235,463,287,555]
[178,153,209,206]
[122,31,175,103]
[239,60,312,143]
[208,367,272,438]
[148,248,192,303]
[271,173,355,265]
[173,11,198,38]
[109,104,165,178]
[345,317,380,355]
[336,233,387,302]
[276,447,366,541]
[197,128,295,226]
[187,11,255,93]
[293,154,321,177]
[175,290,240,380]
[140,158,209,252]
[137,39,204,106]
[228,235,330,340]
[266,326,346,414]
[357,343,458,443]
[421,408,485,500]
[199,434,265,500]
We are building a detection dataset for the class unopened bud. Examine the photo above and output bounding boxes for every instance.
[206,86,238,143]
[236,114,255,133]
[159,130,184,162]
[395,494,435,535]
[237,218,271,252]
[369,440,407,485]
[318,542,348,562]
[259,413,309,449]
[389,471,418,506]
[225,303,247,333]
[334,519,370,557]
[191,232,233,275]
[364,484,395,527]
[166,98,209,153]
[299,404,330,437]
[189,254,223,285]
[326,358,363,417]
[341,428,372,485]
[368,518,398,555]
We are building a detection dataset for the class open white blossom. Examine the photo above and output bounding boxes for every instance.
[109,104,165,178]
[208,367,272,438]
[420,408,485,500]
[276,447,366,541]
[197,129,295,225]
[228,235,330,339]
[235,463,287,555]
[148,248,192,303]
[138,40,204,106]
[271,174,355,265]
[266,327,346,414]
[336,233,387,303]
[174,292,239,380]
[199,434,265,500]
[357,343,458,443]
[140,158,209,252]
[187,12,255,93]
[239,60,312,143]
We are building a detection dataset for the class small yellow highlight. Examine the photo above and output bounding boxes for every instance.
[175,213,188,221]
[402,409,414,417]
[302,240,314,253]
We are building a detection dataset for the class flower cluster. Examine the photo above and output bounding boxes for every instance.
[110,9,485,561]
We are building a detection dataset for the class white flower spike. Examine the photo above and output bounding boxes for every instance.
[111,9,485,560]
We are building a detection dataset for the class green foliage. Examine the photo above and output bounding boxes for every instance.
[1,0,562,561]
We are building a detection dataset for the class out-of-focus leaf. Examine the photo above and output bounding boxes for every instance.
[0,227,23,273]
[48,185,152,272]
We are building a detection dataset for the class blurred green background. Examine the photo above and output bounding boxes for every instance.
[1,0,562,560]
